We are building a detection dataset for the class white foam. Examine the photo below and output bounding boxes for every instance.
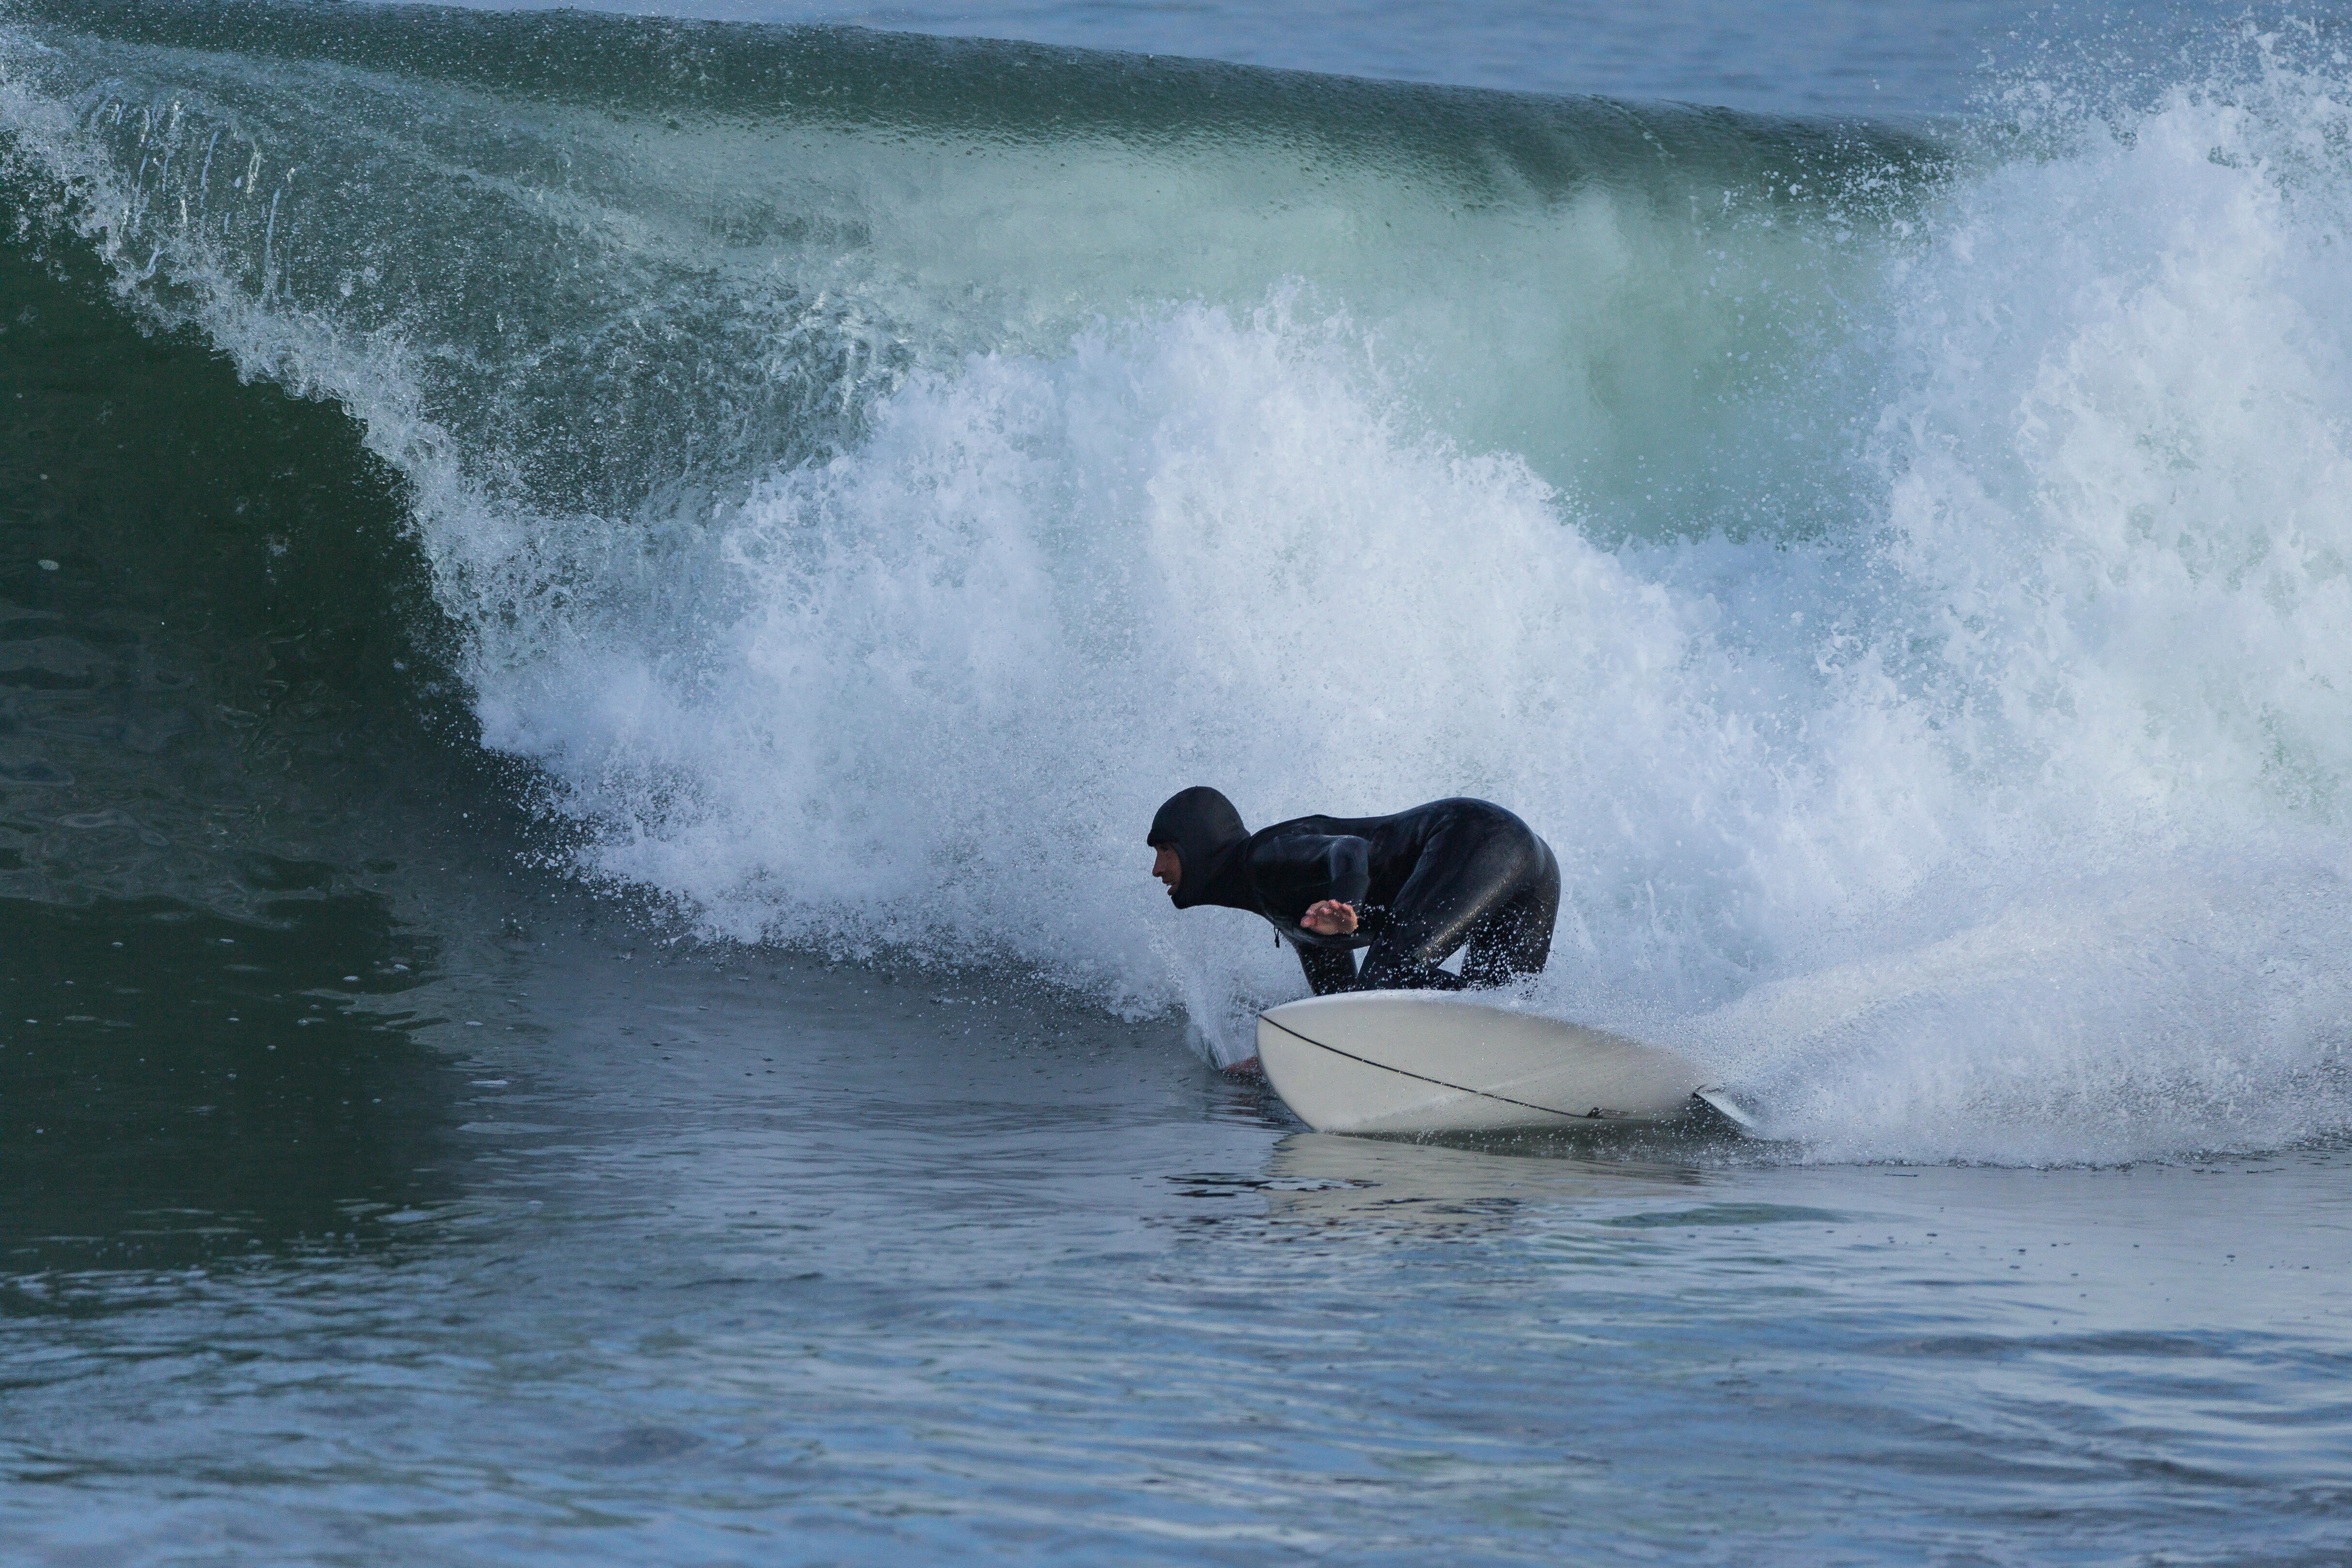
[1666,55,2352,1159]
[483,297,1772,1035]
[487,63,2352,1161]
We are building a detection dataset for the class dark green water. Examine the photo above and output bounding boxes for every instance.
[2,176,540,1277]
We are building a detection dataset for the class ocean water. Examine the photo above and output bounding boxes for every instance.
[5,0,2352,1561]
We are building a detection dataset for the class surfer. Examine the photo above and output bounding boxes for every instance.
[1147,786,1560,1009]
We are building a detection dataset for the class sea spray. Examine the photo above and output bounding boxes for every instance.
[1680,43,2352,1158]
[488,296,1760,1019]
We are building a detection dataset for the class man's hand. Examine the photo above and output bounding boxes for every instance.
[1300,900,1359,937]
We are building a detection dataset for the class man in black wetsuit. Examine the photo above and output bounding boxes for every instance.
[1147,786,1561,998]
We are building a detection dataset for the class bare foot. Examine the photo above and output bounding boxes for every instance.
[1222,1056,1264,1079]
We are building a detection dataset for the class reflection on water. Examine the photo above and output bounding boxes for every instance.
[3,917,2351,1565]
[1254,1133,1701,1229]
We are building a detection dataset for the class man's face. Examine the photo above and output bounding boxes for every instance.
[1152,845,1181,892]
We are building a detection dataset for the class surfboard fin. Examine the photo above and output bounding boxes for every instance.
[1688,1085,1761,1133]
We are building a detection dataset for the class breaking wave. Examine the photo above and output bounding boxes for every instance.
[6,0,2351,1160]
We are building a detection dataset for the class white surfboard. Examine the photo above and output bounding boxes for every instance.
[1256,990,1752,1136]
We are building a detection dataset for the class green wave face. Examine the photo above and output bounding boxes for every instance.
[0,149,470,914]
[2,0,1942,523]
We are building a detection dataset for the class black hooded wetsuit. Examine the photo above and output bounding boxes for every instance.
[1148,787,1561,995]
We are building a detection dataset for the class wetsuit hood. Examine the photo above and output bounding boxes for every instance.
[1147,786,1253,910]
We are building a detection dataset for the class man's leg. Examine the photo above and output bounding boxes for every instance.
[1355,811,1552,990]
[1296,943,1359,997]
[1459,839,1559,987]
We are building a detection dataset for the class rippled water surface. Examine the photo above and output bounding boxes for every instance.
[10,925,2352,1564]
